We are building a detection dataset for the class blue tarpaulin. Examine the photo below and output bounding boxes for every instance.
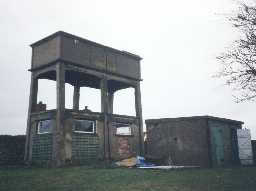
[136,156,155,167]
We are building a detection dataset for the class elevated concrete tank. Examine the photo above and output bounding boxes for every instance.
[25,31,144,166]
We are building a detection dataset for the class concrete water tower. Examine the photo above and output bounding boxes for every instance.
[24,31,144,166]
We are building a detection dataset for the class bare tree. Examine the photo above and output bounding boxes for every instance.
[217,4,256,102]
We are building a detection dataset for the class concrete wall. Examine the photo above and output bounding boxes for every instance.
[146,118,210,167]
[61,34,141,79]
[31,32,141,80]
[32,36,61,68]
[146,116,242,167]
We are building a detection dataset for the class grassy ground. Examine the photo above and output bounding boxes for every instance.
[0,165,256,191]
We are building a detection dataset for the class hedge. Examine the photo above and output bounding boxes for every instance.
[0,135,26,165]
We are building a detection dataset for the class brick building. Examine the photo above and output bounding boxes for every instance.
[145,116,243,167]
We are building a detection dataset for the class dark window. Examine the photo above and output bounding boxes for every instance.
[37,120,52,134]
[73,119,95,133]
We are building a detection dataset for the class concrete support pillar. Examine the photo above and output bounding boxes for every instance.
[108,92,114,114]
[135,82,144,156]
[24,74,38,163]
[101,78,110,160]
[53,63,66,166]
[73,85,80,110]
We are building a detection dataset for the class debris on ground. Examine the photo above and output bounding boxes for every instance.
[115,156,199,169]
[136,156,155,167]
[138,165,200,169]
[115,157,137,167]
[115,156,155,167]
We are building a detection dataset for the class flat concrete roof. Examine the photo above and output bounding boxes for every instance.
[145,115,244,125]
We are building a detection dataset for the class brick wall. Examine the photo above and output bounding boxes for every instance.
[146,118,210,167]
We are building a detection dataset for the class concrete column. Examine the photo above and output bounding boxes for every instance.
[73,85,80,110]
[24,74,38,163]
[100,78,110,160]
[53,63,66,166]
[108,92,114,114]
[135,82,144,156]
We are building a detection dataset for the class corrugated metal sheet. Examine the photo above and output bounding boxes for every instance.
[237,129,253,165]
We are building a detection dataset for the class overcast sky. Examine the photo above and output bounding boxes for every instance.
[1,0,256,138]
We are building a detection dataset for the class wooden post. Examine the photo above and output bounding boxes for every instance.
[53,63,66,166]
[135,82,144,156]
[24,74,38,163]
[101,78,110,160]
[73,85,80,110]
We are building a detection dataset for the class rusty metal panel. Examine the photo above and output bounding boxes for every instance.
[32,36,61,68]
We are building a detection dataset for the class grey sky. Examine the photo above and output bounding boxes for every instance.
[1,0,256,138]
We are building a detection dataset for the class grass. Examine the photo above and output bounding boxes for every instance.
[0,165,256,191]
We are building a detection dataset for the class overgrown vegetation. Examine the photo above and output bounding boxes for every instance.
[0,166,256,191]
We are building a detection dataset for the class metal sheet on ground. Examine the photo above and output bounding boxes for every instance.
[138,166,199,169]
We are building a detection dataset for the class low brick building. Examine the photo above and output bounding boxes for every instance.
[145,116,243,167]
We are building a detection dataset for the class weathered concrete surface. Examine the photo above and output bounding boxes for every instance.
[145,116,243,167]
[26,31,143,166]
[146,117,210,167]
[29,110,140,165]
[31,31,141,80]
